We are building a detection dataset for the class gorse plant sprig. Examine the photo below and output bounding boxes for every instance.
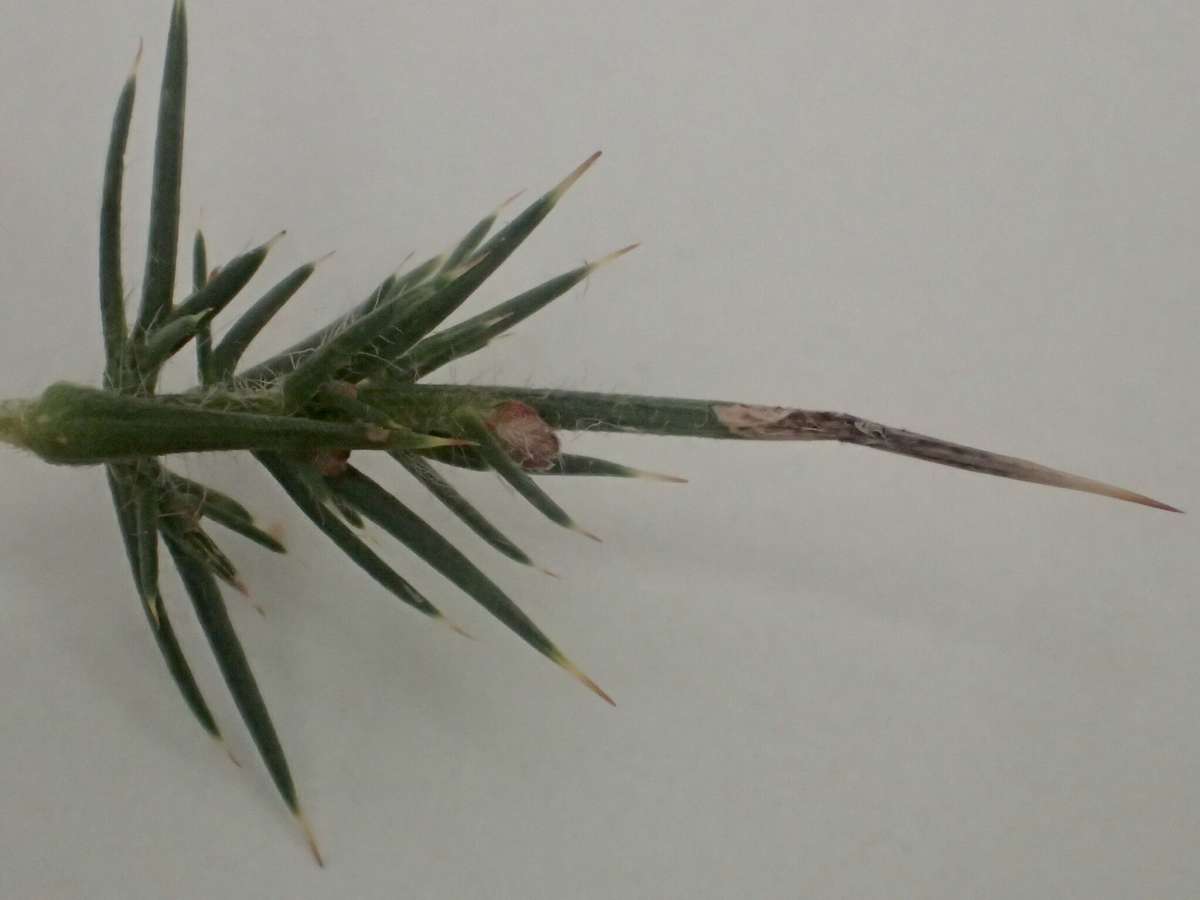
[0,0,1180,865]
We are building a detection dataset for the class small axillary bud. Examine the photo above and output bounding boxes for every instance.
[310,380,362,476]
[485,401,561,471]
[312,448,351,477]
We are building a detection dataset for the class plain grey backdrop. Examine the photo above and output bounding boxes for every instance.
[1,2,1197,897]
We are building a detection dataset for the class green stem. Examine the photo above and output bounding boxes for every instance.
[360,383,1178,512]
[5,383,447,466]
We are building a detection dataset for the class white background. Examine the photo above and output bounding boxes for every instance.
[1,2,1197,897]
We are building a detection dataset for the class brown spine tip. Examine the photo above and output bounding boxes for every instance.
[444,618,477,641]
[557,654,615,706]
[1108,491,1182,514]
[549,151,602,202]
[221,742,242,769]
[495,188,527,214]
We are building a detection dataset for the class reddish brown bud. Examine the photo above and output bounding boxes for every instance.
[312,448,351,477]
[485,401,560,471]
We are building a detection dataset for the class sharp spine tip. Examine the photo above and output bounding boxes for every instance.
[558,655,615,706]
[264,230,287,252]
[589,242,640,271]
[296,811,324,868]
[145,593,161,628]
[221,742,242,768]
[129,39,144,78]
[446,619,476,641]
[569,522,603,542]
[495,188,526,214]
[550,151,602,201]
[635,468,687,483]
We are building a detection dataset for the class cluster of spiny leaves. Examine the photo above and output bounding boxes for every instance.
[0,0,1178,864]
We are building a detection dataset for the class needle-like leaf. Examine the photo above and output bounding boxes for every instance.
[135,0,187,338]
[105,464,221,739]
[391,452,537,568]
[169,232,281,323]
[254,451,451,625]
[159,512,246,595]
[193,228,213,383]
[210,256,326,382]
[414,445,684,482]
[387,244,637,382]
[451,407,599,539]
[329,465,611,703]
[163,532,321,865]
[235,256,438,385]
[543,453,686,481]
[161,468,287,554]
[99,44,140,390]
[137,313,207,373]
[345,154,602,383]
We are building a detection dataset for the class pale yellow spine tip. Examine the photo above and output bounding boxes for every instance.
[296,810,325,868]
[145,592,161,628]
[569,522,603,543]
[589,242,640,272]
[264,229,287,252]
[537,565,562,579]
[313,250,337,268]
[129,39,144,80]
[636,469,688,483]
[550,151,603,201]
